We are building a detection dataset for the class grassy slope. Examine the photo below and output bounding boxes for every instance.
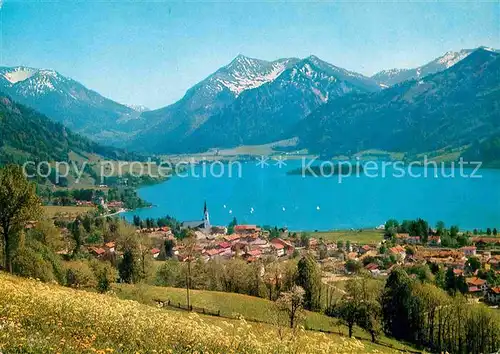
[309,229,384,244]
[113,282,417,352]
[42,205,95,218]
[0,272,403,353]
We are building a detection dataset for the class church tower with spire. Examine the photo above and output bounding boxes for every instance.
[203,201,211,230]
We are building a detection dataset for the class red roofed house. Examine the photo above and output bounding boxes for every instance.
[105,242,116,253]
[365,263,380,275]
[272,242,285,257]
[205,248,223,258]
[151,248,161,259]
[224,234,241,243]
[395,233,410,244]
[389,245,406,261]
[90,247,106,258]
[428,236,441,246]
[234,225,261,234]
[360,245,373,254]
[486,286,500,304]
[466,277,487,293]
[407,236,421,245]
[218,241,231,249]
[243,249,262,260]
[270,238,295,257]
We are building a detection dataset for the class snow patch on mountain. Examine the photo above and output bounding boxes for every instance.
[0,67,64,96]
[126,104,150,112]
[2,67,37,84]
[215,56,289,95]
[436,50,471,68]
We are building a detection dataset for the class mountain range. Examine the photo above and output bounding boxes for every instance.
[370,49,475,87]
[297,48,500,157]
[132,55,381,153]
[0,67,143,145]
[1,46,498,158]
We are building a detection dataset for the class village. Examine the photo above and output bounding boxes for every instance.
[74,202,500,307]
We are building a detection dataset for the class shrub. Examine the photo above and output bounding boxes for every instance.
[65,261,97,288]
[89,259,117,293]
[11,247,55,282]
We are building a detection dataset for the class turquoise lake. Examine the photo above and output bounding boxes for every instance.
[123,160,500,231]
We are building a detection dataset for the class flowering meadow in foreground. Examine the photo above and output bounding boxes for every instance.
[0,273,372,353]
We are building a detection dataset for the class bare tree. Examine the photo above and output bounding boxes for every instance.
[275,285,305,329]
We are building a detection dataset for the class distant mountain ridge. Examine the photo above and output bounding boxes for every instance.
[0,66,141,144]
[296,48,500,157]
[371,47,498,87]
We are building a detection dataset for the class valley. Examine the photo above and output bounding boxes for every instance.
[0,4,499,352]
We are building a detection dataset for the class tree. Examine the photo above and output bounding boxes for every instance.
[337,240,344,250]
[357,300,383,342]
[331,298,358,338]
[159,239,175,260]
[295,254,321,311]
[133,215,141,227]
[466,257,481,273]
[381,267,414,341]
[384,219,399,238]
[0,165,42,272]
[486,227,492,236]
[275,285,305,329]
[118,249,137,283]
[436,221,446,236]
[494,228,498,236]
[227,217,237,235]
[183,234,196,310]
[69,218,85,256]
[405,246,416,256]
[300,232,310,248]
[327,277,382,339]
[345,259,362,273]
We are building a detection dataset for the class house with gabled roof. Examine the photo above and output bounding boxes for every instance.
[486,286,500,304]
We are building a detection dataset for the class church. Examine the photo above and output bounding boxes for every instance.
[181,201,211,232]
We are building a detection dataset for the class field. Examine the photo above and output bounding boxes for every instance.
[114,282,416,352]
[0,273,404,353]
[162,138,312,162]
[43,205,95,218]
[309,229,385,245]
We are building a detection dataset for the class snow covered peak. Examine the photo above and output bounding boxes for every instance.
[211,56,295,96]
[436,50,471,68]
[0,66,67,96]
[1,67,37,84]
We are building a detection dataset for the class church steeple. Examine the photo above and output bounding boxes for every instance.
[203,201,210,229]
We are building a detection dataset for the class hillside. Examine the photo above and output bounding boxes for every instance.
[297,48,500,157]
[0,93,138,166]
[0,273,399,353]
[462,133,500,168]
[0,67,141,144]
[113,282,417,352]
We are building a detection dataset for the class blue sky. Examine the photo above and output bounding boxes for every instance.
[1,1,499,108]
